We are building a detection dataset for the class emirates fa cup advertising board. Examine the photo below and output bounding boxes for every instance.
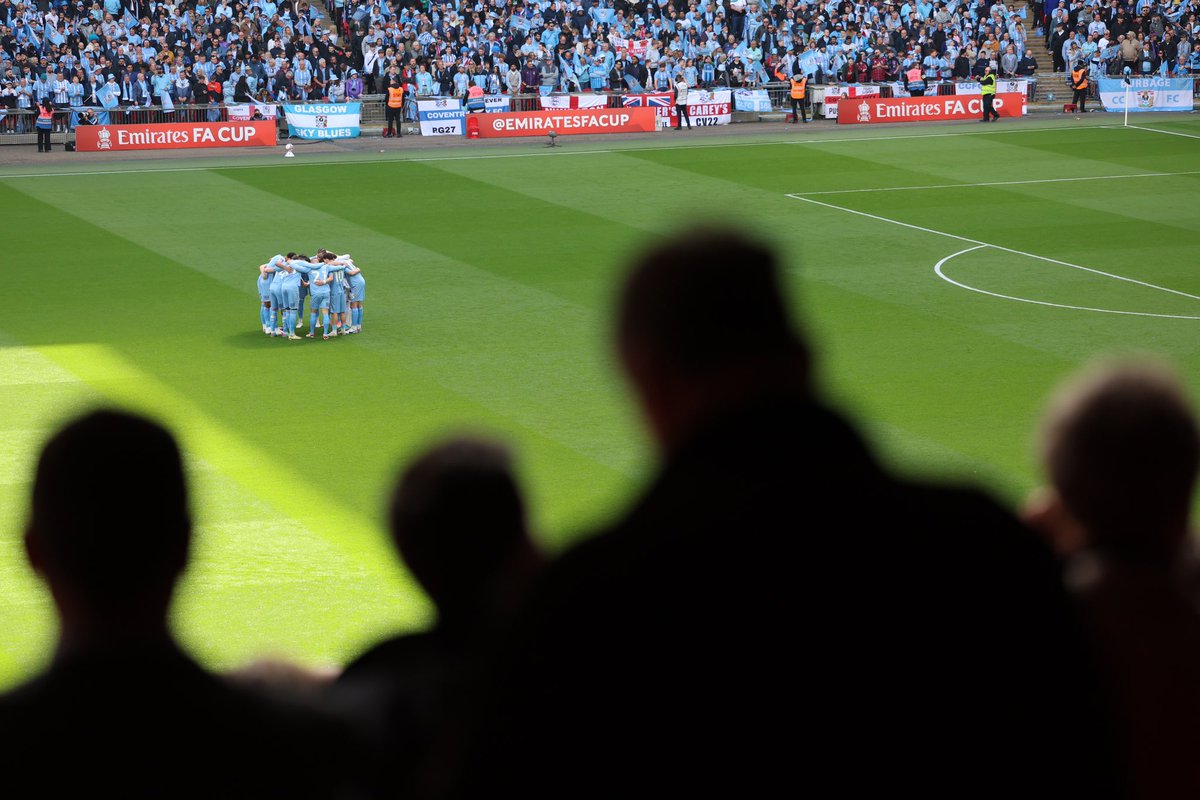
[837,93,1026,124]
[476,107,657,138]
[75,120,277,151]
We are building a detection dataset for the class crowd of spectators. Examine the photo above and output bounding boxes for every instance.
[2,227,1200,798]
[1048,0,1200,78]
[1,0,1197,132]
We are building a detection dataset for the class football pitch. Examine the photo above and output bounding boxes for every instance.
[1,116,1198,687]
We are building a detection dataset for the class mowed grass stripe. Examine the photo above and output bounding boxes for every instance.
[788,271,1069,500]
[211,162,651,473]
[423,149,780,237]
[3,178,641,536]
[620,126,1133,196]
[0,342,433,691]
[216,161,632,306]
[0,343,409,689]
[0,344,93,689]
[835,183,1200,293]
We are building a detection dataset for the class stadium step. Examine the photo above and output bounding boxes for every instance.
[307,0,336,30]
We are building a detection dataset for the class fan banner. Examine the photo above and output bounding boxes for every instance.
[820,85,879,118]
[418,96,515,136]
[733,89,771,112]
[622,89,731,123]
[539,94,610,110]
[1097,78,1193,112]
[228,103,278,121]
[283,102,361,139]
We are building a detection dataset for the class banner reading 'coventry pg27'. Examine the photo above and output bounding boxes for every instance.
[283,102,361,139]
[1098,78,1194,113]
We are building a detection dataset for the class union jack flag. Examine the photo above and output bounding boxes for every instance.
[621,93,672,108]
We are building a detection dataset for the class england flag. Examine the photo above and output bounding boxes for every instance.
[539,94,609,110]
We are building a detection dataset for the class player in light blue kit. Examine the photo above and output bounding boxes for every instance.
[272,260,305,340]
[267,252,295,335]
[323,255,352,337]
[345,259,366,334]
[259,254,288,335]
[257,262,275,335]
[296,269,310,332]
[287,254,347,338]
[304,254,338,340]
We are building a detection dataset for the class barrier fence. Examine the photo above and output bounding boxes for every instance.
[4,76,1194,145]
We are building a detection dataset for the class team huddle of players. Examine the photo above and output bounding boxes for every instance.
[257,249,366,341]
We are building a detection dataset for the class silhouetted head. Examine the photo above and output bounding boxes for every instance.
[616,227,810,452]
[26,410,190,618]
[1040,360,1199,562]
[389,438,537,629]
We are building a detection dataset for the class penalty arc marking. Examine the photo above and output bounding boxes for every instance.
[785,193,1200,320]
[933,246,1200,321]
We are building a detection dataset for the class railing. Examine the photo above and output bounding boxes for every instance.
[7,75,1191,146]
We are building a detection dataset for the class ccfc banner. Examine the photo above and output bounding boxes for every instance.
[476,107,656,138]
[283,102,361,139]
[837,93,1025,124]
[621,89,732,125]
[75,120,276,152]
[1098,77,1193,112]
[418,96,514,137]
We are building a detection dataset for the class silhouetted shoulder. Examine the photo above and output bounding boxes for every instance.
[0,643,360,799]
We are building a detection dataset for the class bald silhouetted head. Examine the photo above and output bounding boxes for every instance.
[389,438,538,629]
[27,410,190,616]
[1040,360,1199,561]
[616,228,810,452]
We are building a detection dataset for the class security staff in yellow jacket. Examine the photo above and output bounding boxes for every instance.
[385,79,405,137]
[980,66,1000,122]
[788,73,808,124]
[1071,64,1089,113]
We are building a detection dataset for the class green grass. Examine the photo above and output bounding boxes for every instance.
[2,116,1198,688]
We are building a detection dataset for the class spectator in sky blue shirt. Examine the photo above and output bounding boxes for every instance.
[293,58,312,100]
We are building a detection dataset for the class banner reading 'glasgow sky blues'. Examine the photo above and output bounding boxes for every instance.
[1097,78,1194,113]
[283,102,361,139]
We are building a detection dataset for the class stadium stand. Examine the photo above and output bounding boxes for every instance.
[2,0,1195,137]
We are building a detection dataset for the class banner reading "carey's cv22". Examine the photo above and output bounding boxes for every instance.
[282,102,361,139]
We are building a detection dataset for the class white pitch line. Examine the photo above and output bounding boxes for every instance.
[790,169,1200,196]
[787,193,1200,302]
[1125,124,1200,141]
[780,124,1099,145]
[933,246,1200,320]
[0,121,1117,181]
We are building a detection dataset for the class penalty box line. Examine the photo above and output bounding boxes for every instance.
[784,193,1200,303]
[788,169,1200,197]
